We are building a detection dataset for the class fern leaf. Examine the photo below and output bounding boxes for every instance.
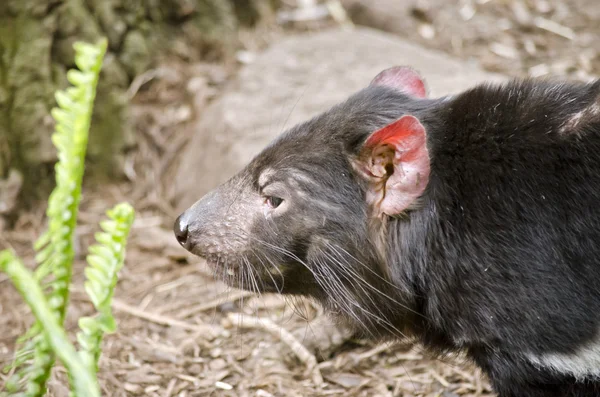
[36,36,107,314]
[78,203,134,372]
[0,251,100,397]
[6,38,107,396]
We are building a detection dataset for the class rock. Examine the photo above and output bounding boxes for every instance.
[174,27,505,210]
[339,0,503,57]
[340,0,421,36]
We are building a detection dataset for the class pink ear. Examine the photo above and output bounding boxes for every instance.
[358,115,430,217]
[370,66,427,98]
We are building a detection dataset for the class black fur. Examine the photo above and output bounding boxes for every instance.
[175,77,600,396]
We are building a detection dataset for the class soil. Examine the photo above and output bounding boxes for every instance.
[1,1,599,396]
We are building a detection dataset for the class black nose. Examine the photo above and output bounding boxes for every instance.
[174,215,189,248]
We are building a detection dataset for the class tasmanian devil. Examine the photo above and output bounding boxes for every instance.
[174,66,600,397]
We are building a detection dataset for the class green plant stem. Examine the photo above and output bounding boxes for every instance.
[0,251,100,397]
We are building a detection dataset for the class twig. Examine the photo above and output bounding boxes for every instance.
[175,290,255,319]
[163,378,177,397]
[127,69,164,99]
[297,0,316,7]
[227,312,324,386]
[112,299,222,339]
[533,17,575,40]
[277,2,328,24]
[325,0,354,28]
[429,369,450,387]
[355,343,393,362]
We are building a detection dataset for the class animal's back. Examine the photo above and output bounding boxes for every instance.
[416,79,600,394]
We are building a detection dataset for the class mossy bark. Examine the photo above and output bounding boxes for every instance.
[0,0,274,206]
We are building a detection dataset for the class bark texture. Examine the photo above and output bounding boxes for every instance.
[0,0,274,205]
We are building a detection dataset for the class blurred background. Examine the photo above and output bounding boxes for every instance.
[1,0,599,396]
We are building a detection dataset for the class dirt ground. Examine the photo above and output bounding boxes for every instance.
[2,1,599,396]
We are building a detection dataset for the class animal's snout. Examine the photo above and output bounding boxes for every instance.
[174,214,190,248]
[173,188,229,255]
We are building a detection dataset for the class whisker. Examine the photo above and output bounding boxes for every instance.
[229,231,409,338]
[253,250,284,293]
[321,245,426,320]
[200,227,469,379]
[315,248,410,340]
[279,85,309,135]
[245,256,262,298]
[229,231,322,281]
[263,214,282,239]
[311,258,375,335]
[286,295,311,323]
[327,242,413,295]
[323,253,381,324]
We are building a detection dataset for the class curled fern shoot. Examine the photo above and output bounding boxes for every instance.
[5,38,108,396]
[78,203,135,372]
[0,252,100,397]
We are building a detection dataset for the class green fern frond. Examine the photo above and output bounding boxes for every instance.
[35,38,108,312]
[6,38,107,396]
[0,252,100,397]
[77,203,135,372]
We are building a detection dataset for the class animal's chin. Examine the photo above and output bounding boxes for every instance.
[203,258,223,270]
[202,260,244,287]
[220,274,284,294]
[201,259,287,293]
[194,251,239,271]
[203,258,241,278]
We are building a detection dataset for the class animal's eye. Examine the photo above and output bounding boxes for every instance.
[266,196,283,208]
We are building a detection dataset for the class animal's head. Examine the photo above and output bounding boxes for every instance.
[174,66,433,335]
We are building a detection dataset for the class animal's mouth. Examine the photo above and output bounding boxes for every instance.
[201,254,247,280]
[203,256,236,272]
[201,255,286,293]
[204,258,221,270]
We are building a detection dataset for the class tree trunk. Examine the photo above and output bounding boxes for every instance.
[0,0,275,209]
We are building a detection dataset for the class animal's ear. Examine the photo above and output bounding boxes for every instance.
[353,115,430,217]
[370,66,427,98]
